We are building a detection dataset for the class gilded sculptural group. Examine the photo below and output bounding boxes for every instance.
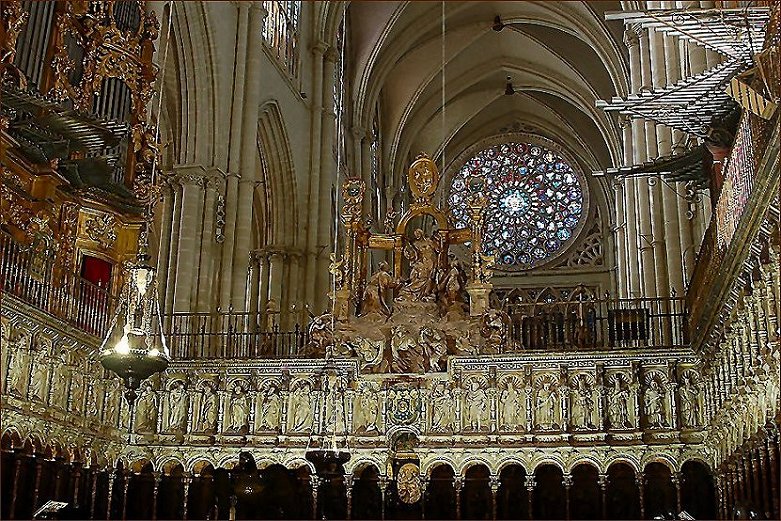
[306,154,504,374]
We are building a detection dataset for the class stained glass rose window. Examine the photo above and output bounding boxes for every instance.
[449,141,586,270]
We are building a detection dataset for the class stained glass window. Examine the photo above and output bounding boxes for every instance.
[261,1,301,77]
[449,141,586,270]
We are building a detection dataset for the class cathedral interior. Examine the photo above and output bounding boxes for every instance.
[0,1,779,520]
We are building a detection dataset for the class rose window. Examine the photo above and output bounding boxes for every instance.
[449,141,586,270]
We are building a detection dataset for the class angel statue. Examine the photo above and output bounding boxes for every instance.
[328,253,344,289]
[396,228,439,302]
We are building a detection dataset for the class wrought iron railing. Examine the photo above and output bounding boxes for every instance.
[164,312,310,359]
[0,230,117,337]
[503,295,688,351]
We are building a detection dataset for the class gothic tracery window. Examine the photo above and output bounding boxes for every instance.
[449,141,586,270]
[261,1,301,77]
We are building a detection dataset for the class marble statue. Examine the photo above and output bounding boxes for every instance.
[361,261,396,316]
[69,371,84,414]
[136,384,158,433]
[104,389,118,428]
[197,383,219,433]
[28,348,49,402]
[49,351,69,408]
[227,384,251,432]
[430,382,456,432]
[168,381,188,432]
[535,382,557,430]
[7,346,28,396]
[258,385,281,430]
[644,380,667,428]
[571,377,595,429]
[608,377,630,428]
[353,385,380,433]
[288,381,314,432]
[500,382,522,430]
[679,375,700,428]
[396,228,439,302]
[464,379,489,431]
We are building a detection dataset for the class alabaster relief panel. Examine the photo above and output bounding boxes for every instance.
[605,371,636,430]
[497,373,526,432]
[1,315,123,439]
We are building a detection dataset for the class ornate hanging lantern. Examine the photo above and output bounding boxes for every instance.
[99,247,169,405]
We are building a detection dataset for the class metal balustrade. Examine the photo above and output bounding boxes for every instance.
[165,312,310,359]
[2,229,688,357]
[503,295,688,351]
[0,230,116,337]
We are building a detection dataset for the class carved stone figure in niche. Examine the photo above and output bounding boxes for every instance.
[86,382,101,419]
[168,381,188,432]
[396,229,439,302]
[324,376,348,433]
[288,381,314,432]
[197,382,219,433]
[7,335,30,396]
[361,261,397,316]
[353,384,380,433]
[418,327,447,372]
[500,380,523,431]
[480,310,508,350]
[69,371,85,414]
[29,347,50,402]
[50,350,69,408]
[104,386,119,428]
[535,382,558,430]
[608,376,631,429]
[389,327,424,373]
[679,375,700,428]
[430,381,456,432]
[136,384,158,433]
[228,384,251,433]
[644,379,667,428]
[464,379,490,431]
[571,377,595,429]
[258,385,281,431]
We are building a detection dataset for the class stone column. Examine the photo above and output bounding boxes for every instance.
[756,442,770,518]
[230,4,266,310]
[345,475,353,520]
[637,473,645,520]
[31,458,43,515]
[155,182,174,315]
[563,473,573,520]
[121,470,130,521]
[598,473,608,520]
[379,476,388,520]
[164,178,183,314]
[8,454,22,519]
[182,472,192,520]
[310,475,320,520]
[196,172,222,310]
[622,28,641,297]
[490,474,500,521]
[767,427,780,519]
[420,477,428,520]
[151,471,162,520]
[672,472,682,515]
[455,475,464,520]
[173,168,206,312]
[525,474,536,520]
[303,41,328,311]
[71,464,82,508]
[314,45,340,307]
[220,2,253,309]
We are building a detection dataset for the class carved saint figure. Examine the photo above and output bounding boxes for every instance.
[418,327,447,372]
[608,377,630,429]
[104,389,119,428]
[500,382,522,430]
[396,229,439,302]
[353,386,379,433]
[535,382,557,430]
[135,384,158,433]
[645,380,668,428]
[430,382,456,432]
[288,382,314,432]
[168,381,188,432]
[571,378,594,429]
[29,348,49,402]
[258,386,281,431]
[679,375,700,428]
[197,383,219,433]
[361,261,396,316]
[464,379,489,431]
[228,384,251,433]
[7,344,29,396]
